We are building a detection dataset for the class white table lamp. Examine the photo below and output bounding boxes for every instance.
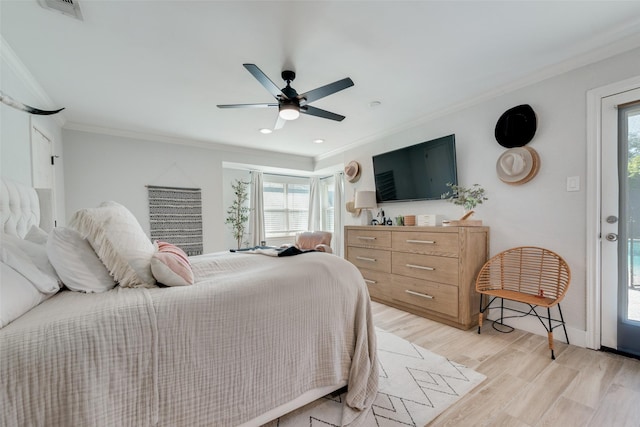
[355,190,377,225]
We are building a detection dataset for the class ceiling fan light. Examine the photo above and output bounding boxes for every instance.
[279,104,300,121]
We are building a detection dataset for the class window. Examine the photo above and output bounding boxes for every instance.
[263,175,310,239]
[319,176,335,232]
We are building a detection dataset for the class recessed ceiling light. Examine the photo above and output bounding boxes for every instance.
[259,128,272,134]
[313,139,324,144]
[369,101,382,108]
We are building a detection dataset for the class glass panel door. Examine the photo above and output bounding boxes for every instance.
[601,88,640,356]
[618,102,640,356]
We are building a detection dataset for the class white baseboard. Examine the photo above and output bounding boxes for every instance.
[485,311,587,349]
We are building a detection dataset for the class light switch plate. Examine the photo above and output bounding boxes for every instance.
[567,176,580,192]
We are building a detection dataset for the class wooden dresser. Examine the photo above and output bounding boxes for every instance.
[345,225,489,329]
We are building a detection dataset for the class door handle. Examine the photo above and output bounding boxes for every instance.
[606,233,618,242]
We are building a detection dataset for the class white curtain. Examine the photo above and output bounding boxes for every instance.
[308,176,321,231]
[249,171,265,246]
[332,172,344,257]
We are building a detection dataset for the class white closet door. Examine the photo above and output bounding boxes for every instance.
[31,125,54,189]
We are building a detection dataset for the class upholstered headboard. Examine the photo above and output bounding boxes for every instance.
[0,178,53,238]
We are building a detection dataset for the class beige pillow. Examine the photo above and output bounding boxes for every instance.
[69,201,156,288]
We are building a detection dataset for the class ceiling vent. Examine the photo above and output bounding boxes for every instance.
[38,0,83,21]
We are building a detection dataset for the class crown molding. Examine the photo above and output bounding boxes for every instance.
[0,36,66,127]
[63,121,314,164]
[315,30,640,162]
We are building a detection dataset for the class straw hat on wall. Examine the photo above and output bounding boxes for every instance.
[344,161,361,183]
[496,146,540,185]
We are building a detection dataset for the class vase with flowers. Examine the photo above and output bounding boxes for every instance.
[441,183,488,225]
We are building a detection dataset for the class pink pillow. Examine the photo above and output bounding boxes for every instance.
[150,241,194,286]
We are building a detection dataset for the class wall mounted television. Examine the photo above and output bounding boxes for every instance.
[372,134,458,203]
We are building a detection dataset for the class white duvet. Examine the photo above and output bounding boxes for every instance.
[0,251,378,426]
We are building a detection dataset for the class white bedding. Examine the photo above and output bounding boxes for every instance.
[0,251,378,426]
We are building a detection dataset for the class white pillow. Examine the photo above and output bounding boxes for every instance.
[0,261,52,328]
[25,224,49,245]
[69,201,156,288]
[46,227,117,293]
[0,233,60,294]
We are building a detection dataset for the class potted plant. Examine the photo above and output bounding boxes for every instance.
[225,179,250,249]
[441,183,488,225]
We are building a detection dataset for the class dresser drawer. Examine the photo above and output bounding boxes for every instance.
[392,231,459,257]
[358,269,393,300]
[347,247,391,273]
[392,252,458,285]
[391,275,458,317]
[345,225,488,330]
[347,229,391,249]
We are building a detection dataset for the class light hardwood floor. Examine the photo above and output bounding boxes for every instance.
[370,301,640,427]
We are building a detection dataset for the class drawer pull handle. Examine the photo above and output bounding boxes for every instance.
[357,256,377,262]
[406,263,434,271]
[405,290,434,299]
[364,279,377,284]
[357,236,377,241]
[406,239,435,244]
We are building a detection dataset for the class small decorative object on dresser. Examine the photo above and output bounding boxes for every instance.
[403,215,416,226]
[441,183,488,226]
[416,214,444,227]
[345,225,489,329]
[354,190,377,225]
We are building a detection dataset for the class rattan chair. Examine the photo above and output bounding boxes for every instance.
[475,246,571,359]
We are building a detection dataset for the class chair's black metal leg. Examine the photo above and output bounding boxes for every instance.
[547,307,555,360]
[557,303,569,345]
[478,293,483,334]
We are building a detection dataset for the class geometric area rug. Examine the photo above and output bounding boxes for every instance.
[264,328,486,426]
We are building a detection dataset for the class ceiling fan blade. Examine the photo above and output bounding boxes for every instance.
[243,64,289,100]
[298,77,354,106]
[273,115,286,130]
[217,103,278,108]
[300,105,346,121]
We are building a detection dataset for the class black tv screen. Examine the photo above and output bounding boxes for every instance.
[372,134,458,203]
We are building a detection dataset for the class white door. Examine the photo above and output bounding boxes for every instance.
[601,87,640,356]
[31,125,54,188]
[30,124,56,226]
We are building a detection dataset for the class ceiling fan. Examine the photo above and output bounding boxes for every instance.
[217,64,354,130]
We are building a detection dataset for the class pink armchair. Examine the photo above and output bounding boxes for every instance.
[294,231,333,253]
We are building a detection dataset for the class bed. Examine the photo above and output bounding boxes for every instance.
[0,178,378,427]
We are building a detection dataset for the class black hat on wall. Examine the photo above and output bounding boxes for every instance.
[494,104,537,148]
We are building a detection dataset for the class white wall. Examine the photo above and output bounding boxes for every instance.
[1,38,65,222]
[62,129,313,253]
[317,47,640,345]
